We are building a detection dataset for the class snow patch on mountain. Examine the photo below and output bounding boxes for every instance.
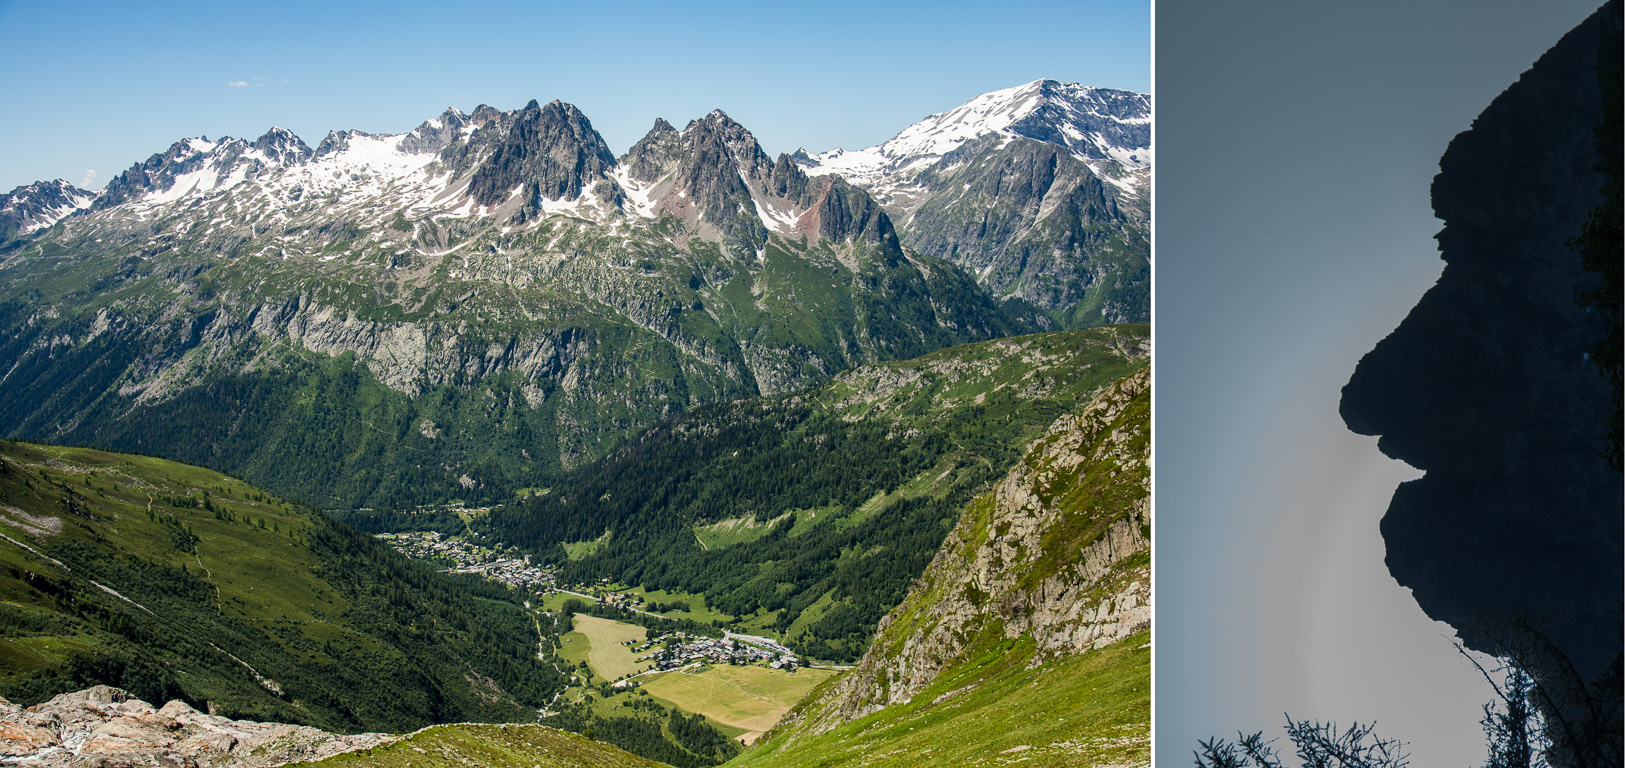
[1,180,97,235]
[801,79,1150,204]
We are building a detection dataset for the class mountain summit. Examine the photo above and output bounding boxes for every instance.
[800,80,1151,324]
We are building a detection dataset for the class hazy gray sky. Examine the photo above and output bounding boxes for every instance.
[1153,1,1605,765]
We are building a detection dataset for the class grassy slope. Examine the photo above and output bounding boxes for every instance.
[0,441,561,732]
[731,371,1152,767]
[292,723,660,768]
[732,633,1148,768]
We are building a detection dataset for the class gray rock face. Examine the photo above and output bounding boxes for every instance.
[465,99,618,212]
[248,128,313,166]
[794,368,1150,732]
[621,118,681,183]
[797,175,899,254]
[662,111,773,252]
[0,686,389,767]
[1341,0,1620,682]
[395,107,469,154]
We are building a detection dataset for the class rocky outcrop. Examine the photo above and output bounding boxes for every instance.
[247,128,313,167]
[0,686,388,767]
[1340,0,1621,682]
[795,176,900,256]
[620,118,682,184]
[795,367,1149,733]
[465,99,618,210]
[395,108,469,155]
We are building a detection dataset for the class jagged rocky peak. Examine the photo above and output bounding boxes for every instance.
[666,112,760,232]
[469,103,503,127]
[802,78,1152,181]
[621,117,682,184]
[686,109,772,179]
[767,152,810,201]
[313,128,375,158]
[0,179,96,239]
[801,174,898,251]
[466,98,617,209]
[251,126,314,165]
[397,107,470,154]
[93,135,224,209]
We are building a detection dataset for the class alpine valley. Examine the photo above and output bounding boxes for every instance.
[0,80,1151,768]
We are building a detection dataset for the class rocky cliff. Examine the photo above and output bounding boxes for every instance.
[1340,0,1622,682]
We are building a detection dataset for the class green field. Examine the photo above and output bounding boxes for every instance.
[566,615,652,682]
[639,665,836,742]
[293,723,658,768]
[735,633,1150,768]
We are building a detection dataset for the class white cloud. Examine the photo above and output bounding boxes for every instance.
[227,80,248,88]
[80,170,97,188]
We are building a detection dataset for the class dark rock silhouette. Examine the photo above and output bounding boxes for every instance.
[1340,0,1622,682]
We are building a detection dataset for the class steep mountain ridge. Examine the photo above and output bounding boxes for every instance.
[804,80,1149,200]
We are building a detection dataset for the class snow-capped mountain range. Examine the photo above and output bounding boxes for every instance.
[797,79,1150,212]
[0,79,1149,506]
[4,78,1148,255]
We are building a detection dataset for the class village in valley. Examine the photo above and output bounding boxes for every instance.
[377,528,817,683]
[374,521,836,743]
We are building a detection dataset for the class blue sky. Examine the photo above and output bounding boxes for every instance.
[0,0,1148,191]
